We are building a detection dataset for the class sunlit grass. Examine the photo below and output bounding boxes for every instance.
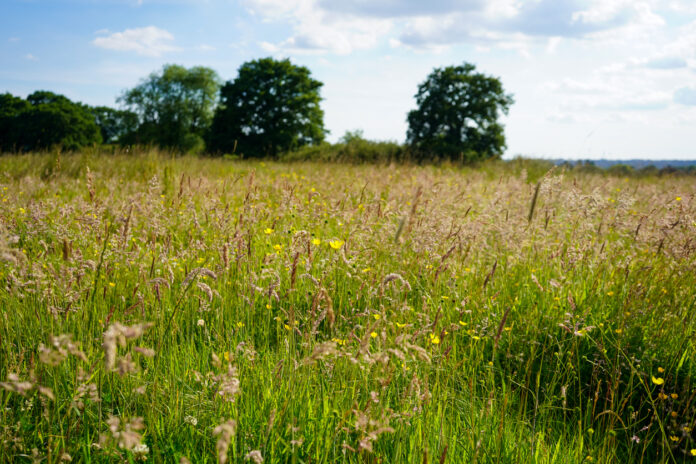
[0,150,695,463]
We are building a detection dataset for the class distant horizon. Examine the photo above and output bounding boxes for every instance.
[504,154,696,162]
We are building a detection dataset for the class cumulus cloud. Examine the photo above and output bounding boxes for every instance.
[547,112,587,124]
[316,0,483,18]
[93,26,178,57]
[616,93,672,111]
[245,0,670,54]
[244,0,390,54]
[546,70,676,116]
[641,56,688,69]
[661,20,696,60]
[674,87,696,106]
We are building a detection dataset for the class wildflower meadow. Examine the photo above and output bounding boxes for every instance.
[1,151,695,463]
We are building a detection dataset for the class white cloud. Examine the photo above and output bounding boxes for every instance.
[545,67,677,118]
[25,54,38,61]
[245,0,391,54]
[93,26,178,57]
[547,112,588,124]
[571,0,656,26]
[8,37,20,42]
[546,36,562,53]
[244,0,306,19]
[662,20,696,59]
[674,87,696,106]
[242,0,681,55]
[639,56,687,69]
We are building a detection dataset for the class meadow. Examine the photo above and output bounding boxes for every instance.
[0,151,695,463]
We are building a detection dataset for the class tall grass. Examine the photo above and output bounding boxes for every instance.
[0,150,695,463]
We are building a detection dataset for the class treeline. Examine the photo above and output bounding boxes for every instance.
[560,160,696,177]
[1,58,513,162]
[0,92,140,152]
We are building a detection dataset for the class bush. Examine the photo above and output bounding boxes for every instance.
[280,131,408,163]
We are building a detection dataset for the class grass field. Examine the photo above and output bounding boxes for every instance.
[1,151,695,463]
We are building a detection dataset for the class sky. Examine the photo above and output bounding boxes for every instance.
[2,0,696,160]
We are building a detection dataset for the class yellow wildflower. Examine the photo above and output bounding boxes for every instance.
[329,240,344,250]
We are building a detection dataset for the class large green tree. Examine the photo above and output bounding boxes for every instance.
[119,64,221,152]
[0,93,30,152]
[208,57,326,157]
[406,63,514,162]
[0,91,101,152]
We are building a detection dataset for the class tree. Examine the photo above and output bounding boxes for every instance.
[0,93,30,152]
[90,106,139,145]
[0,91,101,152]
[208,57,326,157]
[119,64,221,152]
[406,63,514,162]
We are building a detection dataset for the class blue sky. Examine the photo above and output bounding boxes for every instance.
[2,0,696,159]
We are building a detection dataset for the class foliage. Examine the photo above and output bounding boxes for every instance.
[208,57,326,157]
[119,64,221,152]
[0,93,30,152]
[0,91,101,152]
[90,106,139,145]
[407,63,514,162]
[281,130,407,163]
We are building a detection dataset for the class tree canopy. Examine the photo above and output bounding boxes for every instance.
[0,91,101,152]
[406,63,514,162]
[208,57,326,157]
[119,64,221,152]
[90,106,139,145]
[0,60,518,161]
